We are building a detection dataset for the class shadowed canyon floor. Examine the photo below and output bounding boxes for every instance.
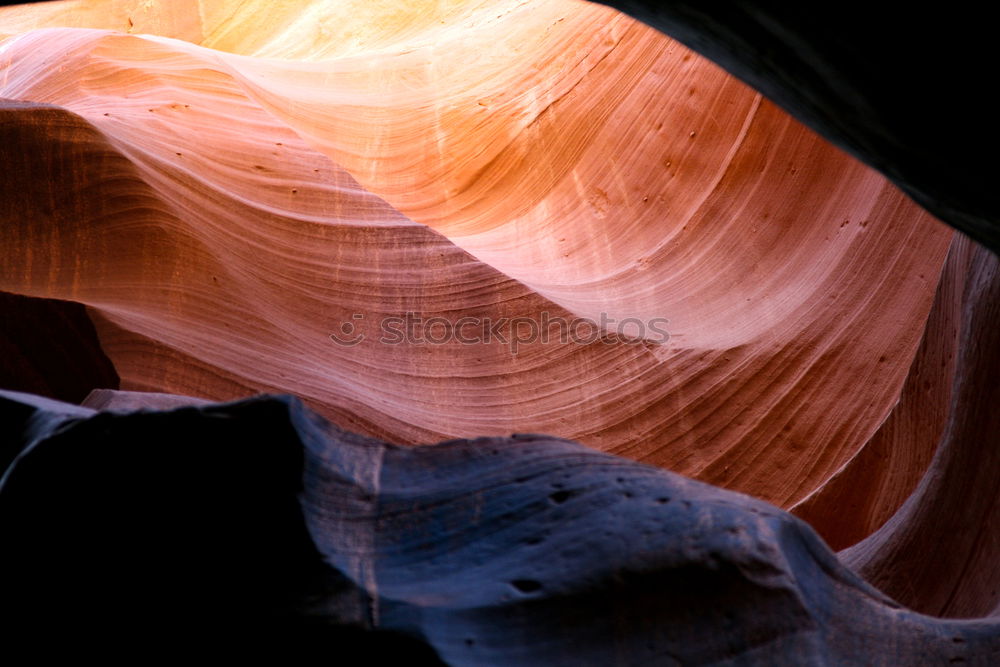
[2,0,999,661]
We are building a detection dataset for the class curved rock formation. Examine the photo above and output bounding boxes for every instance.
[2,0,999,659]
[791,236,969,550]
[4,390,1000,662]
[0,2,952,517]
[593,1,1000,256]
[840,239,1000,619]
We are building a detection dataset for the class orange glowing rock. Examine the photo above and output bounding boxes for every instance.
[0,0,951,533]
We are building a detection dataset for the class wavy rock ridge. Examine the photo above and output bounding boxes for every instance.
[2,0,1000,657]
[0,1,951,518]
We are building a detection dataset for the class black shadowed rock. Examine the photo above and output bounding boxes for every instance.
[1,389,997,662]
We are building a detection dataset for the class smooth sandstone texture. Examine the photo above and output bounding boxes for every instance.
[583,0,1000,621]
[841,239,1000,619]
[791,237,968,550]
[593,1,1000,257]
[0,1,952,519]
[3,390,1000,663]
[3,0,1000,649]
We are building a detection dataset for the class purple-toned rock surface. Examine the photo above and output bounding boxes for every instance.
[3,390,1000,662]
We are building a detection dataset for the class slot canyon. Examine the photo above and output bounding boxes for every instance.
[2,1,998,662]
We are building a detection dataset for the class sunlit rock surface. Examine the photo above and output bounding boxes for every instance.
[0,1,951,514]
[594,1,1000,256]
[1,0,999,658]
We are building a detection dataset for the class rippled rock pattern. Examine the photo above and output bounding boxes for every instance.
[0,0,953,515]
[596,1,1000,255]
[1,0,999,661]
